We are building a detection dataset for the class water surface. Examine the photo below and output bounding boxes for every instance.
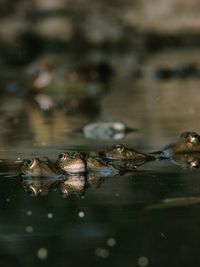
[1,49,200,267]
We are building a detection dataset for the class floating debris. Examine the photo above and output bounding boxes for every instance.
[147,196,200,209]
[83,122,132,140]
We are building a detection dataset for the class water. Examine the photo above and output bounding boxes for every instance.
[1,49,200,267]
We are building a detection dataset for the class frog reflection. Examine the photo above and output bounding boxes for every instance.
[22,176,61,196]
[154,131,200,158]
[170,153,200,170]
[85,156,119,188]
[57,153,86,173]
[59,174,86,197]
[101,144,154,160]
[21,157,60,177]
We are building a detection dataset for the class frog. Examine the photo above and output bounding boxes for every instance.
[101,144,153,160]
[21,156,60,177]
[59,174,86,197]
[57,152,86,173]
[86,156,119,175]
[107,158,152,172]
[153,131,200,158]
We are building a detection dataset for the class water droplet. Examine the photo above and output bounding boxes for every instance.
[6,198,10,202]
[107,238,116,247]
[26,210,32,216]
[78,211,85,218]
[137,256,149,267]
[37,248,48,260]
[25,226,33,233]
[47,213,53,219]
[115,193,119,197]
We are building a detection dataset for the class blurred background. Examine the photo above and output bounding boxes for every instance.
[1,0,200,157]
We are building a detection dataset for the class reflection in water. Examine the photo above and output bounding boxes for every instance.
[20,151,200,198]
[59,174,86,197]
[22,176,61,196]
[170,153,200,170]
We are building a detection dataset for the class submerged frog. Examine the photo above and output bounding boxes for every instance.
[21,157,60,177]
[57,152,86,173]
[154,131,200,158]
[101,144,153,160]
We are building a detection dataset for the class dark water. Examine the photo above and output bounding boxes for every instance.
[1,49,200,267]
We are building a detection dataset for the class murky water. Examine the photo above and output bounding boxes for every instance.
[1,49,200,267]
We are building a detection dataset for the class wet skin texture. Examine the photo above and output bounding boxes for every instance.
[57,153,86,173]
[102,144,153,160]
[21,157,60,177]
[159,131,200,158]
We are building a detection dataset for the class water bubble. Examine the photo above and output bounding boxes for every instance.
[26,210,32,216]
[115,193,119,197]
[137,256,149,267]
[95,248,109,258]
[107,238,116,247]
[25,226,33,233]
[37,248,48,260]
[6,198,10,202]
[47,213,53,219]
[78,211,85,218]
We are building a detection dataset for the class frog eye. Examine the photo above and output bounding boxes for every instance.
[59,153,66,160]
[26,159,35,169]
[113,144,124,153]
[190,160,199,169]
[189,133,199,143]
